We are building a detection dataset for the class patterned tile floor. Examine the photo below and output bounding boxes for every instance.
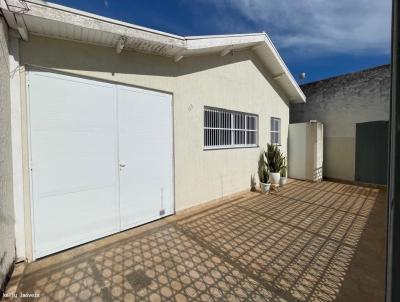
[7,180,386,302]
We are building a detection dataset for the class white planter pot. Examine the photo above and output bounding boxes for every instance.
[269,172,280,185]
[260,182,271,193]
[280,177,287,186]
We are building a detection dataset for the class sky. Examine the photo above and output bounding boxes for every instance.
[47,0,391,84]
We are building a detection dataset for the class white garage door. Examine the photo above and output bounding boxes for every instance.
[28,70,174,259]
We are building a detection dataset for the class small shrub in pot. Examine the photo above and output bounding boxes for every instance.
[265,144,285,185]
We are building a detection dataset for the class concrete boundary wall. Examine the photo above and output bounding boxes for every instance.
[290,65,390,181]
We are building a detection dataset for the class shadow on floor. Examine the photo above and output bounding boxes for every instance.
[11,180,386,302]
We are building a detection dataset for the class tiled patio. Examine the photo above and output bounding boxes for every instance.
[5,180,386,302]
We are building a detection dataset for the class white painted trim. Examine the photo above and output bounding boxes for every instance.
[21,0,184,40]
[262,35,306,102]
[170,93,176,216]
[25,67,35,261]
[185,33,265,40]
[4,0,184,46]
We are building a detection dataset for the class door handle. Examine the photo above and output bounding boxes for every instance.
[119,164,126,168]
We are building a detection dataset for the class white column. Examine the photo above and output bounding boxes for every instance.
[9,31,26,261]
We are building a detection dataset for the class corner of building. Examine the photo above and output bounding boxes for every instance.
[0,15,16,294]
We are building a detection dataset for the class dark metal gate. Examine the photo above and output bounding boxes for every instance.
[355,120,389,185]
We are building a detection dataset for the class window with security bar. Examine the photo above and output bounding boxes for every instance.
[204,107,258,149]
[270,117,281,145]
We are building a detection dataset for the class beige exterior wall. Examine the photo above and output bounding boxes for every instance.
[173,53,289,209]
[19,35,289,215]
[19,35,177,93]
[0,17,16,290]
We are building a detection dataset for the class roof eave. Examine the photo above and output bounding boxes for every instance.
[262,35,306,103]
[1,0,306,103]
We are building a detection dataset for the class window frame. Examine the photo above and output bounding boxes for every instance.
[270,117,281,145]
[204,107,259,150]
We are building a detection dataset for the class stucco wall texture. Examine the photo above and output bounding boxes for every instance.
[19,35,289,214]
[290,65,390,181]
[0,17,15,292]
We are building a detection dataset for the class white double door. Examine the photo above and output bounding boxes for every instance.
[28,70,174,258]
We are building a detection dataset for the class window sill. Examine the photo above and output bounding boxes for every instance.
[203,145,259,151]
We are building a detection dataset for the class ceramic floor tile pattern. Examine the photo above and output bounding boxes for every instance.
[10,180,386,302]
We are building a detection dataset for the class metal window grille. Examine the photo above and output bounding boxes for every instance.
[204,107,258,149]
[270,117,281,145]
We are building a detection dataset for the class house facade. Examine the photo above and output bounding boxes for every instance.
[0,0,304,283]
[290,65,390,184]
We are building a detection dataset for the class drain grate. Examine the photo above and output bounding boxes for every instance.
[126,269,152,291]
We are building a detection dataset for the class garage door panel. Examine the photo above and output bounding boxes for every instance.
[33,186,119,258]
[31,131,117,194]
[118,87,174,229]
[29,71,120,258]
[29,75,116,131]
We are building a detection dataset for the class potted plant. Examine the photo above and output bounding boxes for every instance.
[265,144,285,186]
[280,158,287,186]
[258,153,270,193]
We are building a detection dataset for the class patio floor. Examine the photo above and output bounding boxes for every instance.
[6,180,386,302]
